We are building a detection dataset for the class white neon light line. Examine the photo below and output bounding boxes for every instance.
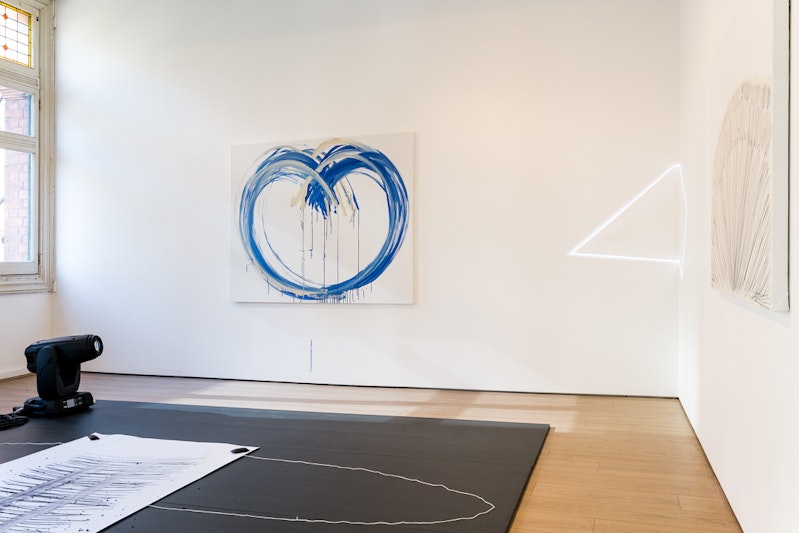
[571,252,681,265]
[568,163,683,266]
[677,164,688,277]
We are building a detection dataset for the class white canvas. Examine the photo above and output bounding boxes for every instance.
[231,133,415,304]
[710,0,789,312]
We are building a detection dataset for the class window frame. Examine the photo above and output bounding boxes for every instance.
[0,0,53,294]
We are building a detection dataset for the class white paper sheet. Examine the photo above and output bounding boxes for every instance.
[0,433,257,532]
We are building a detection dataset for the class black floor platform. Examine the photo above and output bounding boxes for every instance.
[0,400,548,532]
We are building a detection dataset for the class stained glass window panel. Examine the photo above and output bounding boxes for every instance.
[0,2,32,68]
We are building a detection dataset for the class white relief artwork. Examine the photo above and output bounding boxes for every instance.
[710,80,788,311]
[708,0,789,312]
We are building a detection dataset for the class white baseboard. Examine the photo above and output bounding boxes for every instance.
[0,368,27,380]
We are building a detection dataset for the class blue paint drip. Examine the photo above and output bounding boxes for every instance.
[239,141,409,301]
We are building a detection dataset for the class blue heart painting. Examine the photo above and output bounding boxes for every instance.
[235,137,412,303]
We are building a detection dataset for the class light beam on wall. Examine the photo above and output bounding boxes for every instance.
[568,164,686,273]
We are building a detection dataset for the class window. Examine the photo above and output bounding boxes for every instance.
[0,0,53,293]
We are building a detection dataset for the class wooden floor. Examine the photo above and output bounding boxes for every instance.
[0,373,741,532]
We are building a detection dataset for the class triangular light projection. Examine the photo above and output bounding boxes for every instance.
[568,164,686,269]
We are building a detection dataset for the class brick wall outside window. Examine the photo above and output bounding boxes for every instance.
[1,88,30,262]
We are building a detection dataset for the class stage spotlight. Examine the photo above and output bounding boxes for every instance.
[21,334,103,416]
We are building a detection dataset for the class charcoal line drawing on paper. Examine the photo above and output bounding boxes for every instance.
[230,133,414,304]
[0,455,197,532]
[0,434,255,533]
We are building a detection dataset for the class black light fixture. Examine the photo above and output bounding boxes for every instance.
[21,334,103,416]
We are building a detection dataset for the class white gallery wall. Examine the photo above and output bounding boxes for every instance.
[0,294,49,379]
[679,0,799,530]
[42,0,680,395]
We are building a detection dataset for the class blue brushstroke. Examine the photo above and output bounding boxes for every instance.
[238,141,409,301]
